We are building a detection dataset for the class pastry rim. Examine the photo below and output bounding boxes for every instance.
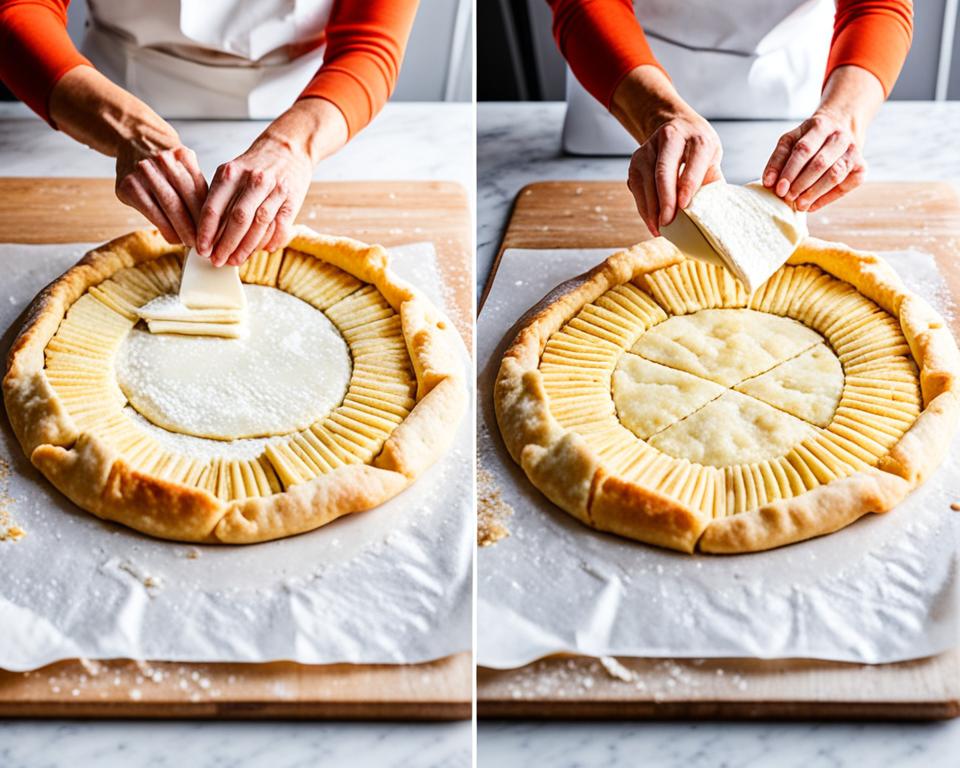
[493,237,960,554]
[3,226,467,544]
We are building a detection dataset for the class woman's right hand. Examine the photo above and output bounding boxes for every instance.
[627,111,723,237]
[115,140,208,248]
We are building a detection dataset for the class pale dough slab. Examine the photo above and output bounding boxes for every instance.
[663,181,807,292]
[648,389,816,466]
[612,353,725,439]
[735,343,843,427]
[116,285,352,440]
[631,308,822,387]
[145,319,244,339]
[138,294,243,324]
[179,248,246,309]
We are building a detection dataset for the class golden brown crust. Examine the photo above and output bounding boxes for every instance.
[375,374,468,478]
[495,236,960,554]
[699,468,911,554]
[591,472,707,554]
[31,433,225,543]
[214,464,409,544]
[4,227,465,544]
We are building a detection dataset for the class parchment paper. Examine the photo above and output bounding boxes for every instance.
[0,242,472,672]
[478,247,960,669]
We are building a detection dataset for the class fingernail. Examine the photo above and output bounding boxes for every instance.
[763,171,775,186]
[775,179,789,197]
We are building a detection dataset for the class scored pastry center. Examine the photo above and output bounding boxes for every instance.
[611,308,844,467]
[115,285,352,441]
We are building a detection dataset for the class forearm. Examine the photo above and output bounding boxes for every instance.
[48,66,179,158]
[816,64,885,144]
[610,64,697,143]
[257,98,349,167]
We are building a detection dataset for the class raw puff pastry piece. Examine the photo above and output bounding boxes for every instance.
[666,180,807,292]
[612,353,725,439]
[734,343,843,427]
[179,249,245,309]
[648,390,817,467]
[631,308,821,387]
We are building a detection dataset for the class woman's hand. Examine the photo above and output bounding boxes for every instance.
[195,138,311,267]
[762,65,884,213]
[116,142,208,247]
[47,66,208,246]
[761,111,865,213]
[611,65,723,236]
[196,99,348,267]
[627,112,723,236]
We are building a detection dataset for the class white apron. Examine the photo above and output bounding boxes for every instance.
[81,0,334,119]
[562,0,835,155]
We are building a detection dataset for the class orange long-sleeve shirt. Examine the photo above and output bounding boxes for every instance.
[549,0,913,109]
[0,0,417,137]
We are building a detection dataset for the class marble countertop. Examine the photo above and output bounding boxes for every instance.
[0,101,472,768]
[478,101,960,293]
[0,101,474,210]
[477,99,960,766]
[0,720,471,768]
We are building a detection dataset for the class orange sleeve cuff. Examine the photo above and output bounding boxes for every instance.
[299,0,417,139]
[0,0,90,125]
[548,0,665,109]
[827,0,913,97]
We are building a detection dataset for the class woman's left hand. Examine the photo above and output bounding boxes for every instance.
[761,109,866,213]
[195,136,311,267]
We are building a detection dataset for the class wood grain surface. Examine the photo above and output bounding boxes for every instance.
[478,180,960,720]
[0,177,473,720]
[0,178,474,349]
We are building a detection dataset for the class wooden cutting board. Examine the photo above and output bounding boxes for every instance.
[0,178,472,720]
[478,180,960,720]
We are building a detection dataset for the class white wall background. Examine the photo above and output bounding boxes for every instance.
[65,0,473,102]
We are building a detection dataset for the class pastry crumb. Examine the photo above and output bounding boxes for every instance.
[478,466,513,547]
[951,502,960,512]
[0,457,25,542]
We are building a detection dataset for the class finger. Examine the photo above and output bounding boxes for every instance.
[157,147,207,225]
[209,170,274,267]
[174,146,208,199]
[197,161,244,257]
[137,160,196,246]
[794,146,857,211]
[640,158,660,236]
[762,127,800,188]
[677,137,717,210]
[786,131,849,202]
[654,127,686,227]
[775,117,834,197]
[257,220,277,253]
[155,149,205,228]
[265,198,298,253]
[704,164,725,185]
[117,175,179,244]
[806,165,865,213]
[627,151,648,224]
[227,182,287,266]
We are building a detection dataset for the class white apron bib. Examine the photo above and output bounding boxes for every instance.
[562,0,835,155]
[81,0,334,119]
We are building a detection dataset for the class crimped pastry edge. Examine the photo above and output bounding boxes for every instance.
[3,227,466,543]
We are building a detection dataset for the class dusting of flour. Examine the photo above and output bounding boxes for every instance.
[116,286,351,440]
